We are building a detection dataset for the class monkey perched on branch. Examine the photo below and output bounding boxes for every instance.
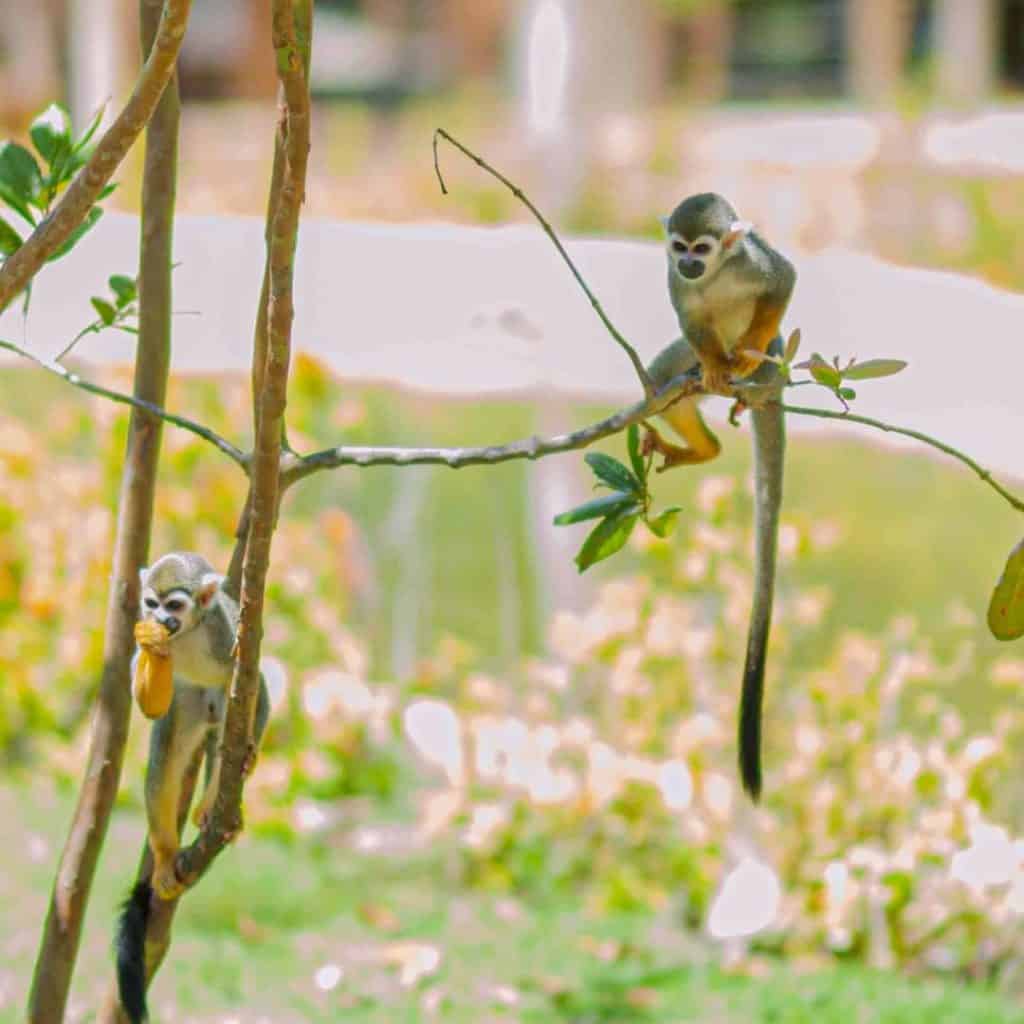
[645,193,795,801]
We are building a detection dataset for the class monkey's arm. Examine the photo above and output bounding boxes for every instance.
[644,337,721,468]
[192,673,270,829]
[736,341,786,800]
[731,253,795,380]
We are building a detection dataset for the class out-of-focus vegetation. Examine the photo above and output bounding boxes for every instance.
[1,353,1022,1016]
[136,96,1024,294]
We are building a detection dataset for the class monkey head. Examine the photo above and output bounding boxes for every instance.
[139,552,223,638]
[662,192,752,284]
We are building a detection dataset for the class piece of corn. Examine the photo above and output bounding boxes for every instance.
[133,621,173,719]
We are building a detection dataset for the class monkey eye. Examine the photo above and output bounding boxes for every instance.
[165,598,186,613]
[671,240,687,253]
[693,242,712,256]
[144,597,158,609]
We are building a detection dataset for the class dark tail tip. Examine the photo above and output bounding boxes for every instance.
[115,880,152,1023]
[739,657,765,802]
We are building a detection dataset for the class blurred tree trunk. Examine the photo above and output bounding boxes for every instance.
[845,0,913,105]
[438,0,509,79]
[26,0,179,1016]
[935,0,997,106]
[233,0,277,98]
[68,0,138,130]
[0,0,62,123]
[679,2,734,104]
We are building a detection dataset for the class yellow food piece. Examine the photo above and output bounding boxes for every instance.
[133,621,174,719]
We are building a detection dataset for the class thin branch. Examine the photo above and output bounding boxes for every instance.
[783,404,1024,514]
[0,0,193,313]
[0,339,248,468]
[174,0,311,889]
[281,375,703,486]
[433,128,655,398]
[26,6,183,1017]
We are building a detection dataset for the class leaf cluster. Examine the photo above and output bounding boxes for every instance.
[0,104,113,307]
[554,424,681,572]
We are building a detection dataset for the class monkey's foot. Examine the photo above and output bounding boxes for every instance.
[642,426,703,473]
[728,398,748,426]
[151,854,184,901]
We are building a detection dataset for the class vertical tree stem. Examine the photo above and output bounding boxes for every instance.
[26,2,180,1018]
[98,4,313,1016]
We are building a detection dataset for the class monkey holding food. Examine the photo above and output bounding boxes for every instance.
[115,551,269,1023]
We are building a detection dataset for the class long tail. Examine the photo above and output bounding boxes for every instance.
[115,880,152,1023]
[739,398,785,801]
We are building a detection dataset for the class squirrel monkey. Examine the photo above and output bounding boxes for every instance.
[645,193,795,801]
[115,552,270,1024]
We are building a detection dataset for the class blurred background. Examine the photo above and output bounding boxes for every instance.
[3,2,1024,1021]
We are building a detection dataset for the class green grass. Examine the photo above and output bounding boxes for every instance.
[2,782,1022,1023]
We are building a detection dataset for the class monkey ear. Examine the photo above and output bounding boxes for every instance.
[659,215,670,233]
[722,220,753,250]
[138,567,148,588]
[196,572,224,609]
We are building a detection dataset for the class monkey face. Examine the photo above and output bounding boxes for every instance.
[668,235,718,282]
[139,554,223,638]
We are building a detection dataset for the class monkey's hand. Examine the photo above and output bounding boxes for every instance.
[134,619,170,656]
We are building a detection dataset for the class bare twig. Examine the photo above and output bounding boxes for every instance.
[782,404,1024,514]
[0,339,248,468]
[26,5,183,1018]
[281,375,702,486]
[433,129,655,398]
[0,0,193,313]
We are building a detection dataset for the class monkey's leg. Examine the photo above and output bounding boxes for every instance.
[646,397,722,471]
[645,337,722,469]
[145,686,208,899]
[728,296,786,381]
[192,688,226,829]
[192,677,268,829]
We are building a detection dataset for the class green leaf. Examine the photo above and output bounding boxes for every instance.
[585,452,640,494]
[91,297,116,325]
[554,491,636,526]
[646,505,682,539]
[0,216,21,257]
[0,142,42,220]
[97,182,117,200]
[988,538,1024,641]
[838,387,857,401]
[575,507,639,573]
[29,103,72,165]
[47,206,102,261]
[784,328,802,363]
[626,424,646,482]
[108,274,137,306]
[801,355,842,390]
[841,358,908,381]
